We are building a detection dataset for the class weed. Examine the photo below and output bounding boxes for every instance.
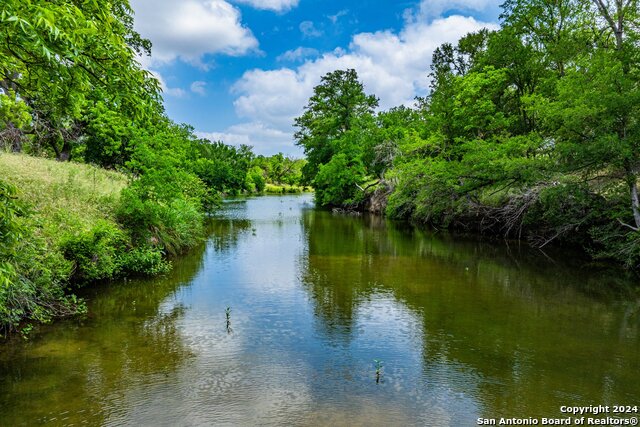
[374,359,383,383]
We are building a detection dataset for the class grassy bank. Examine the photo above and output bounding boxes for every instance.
[0,153,128,237]
[0,153,178,336]
[264,183,310,194]
[0,152,309,336]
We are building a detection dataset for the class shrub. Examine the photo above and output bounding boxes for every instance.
[116,169,205,256]
[118,246,171,275]
[0,179,83,334]
[61,221,128,282]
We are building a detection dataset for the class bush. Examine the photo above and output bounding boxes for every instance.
[117,169,205,256]
[0,179,83,335]
[313,153,367,207]
[61,221,128,282]
[118,246,171,276]
[246,166,266,193]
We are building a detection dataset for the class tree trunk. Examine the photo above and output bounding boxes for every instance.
[628,173,640,229]
[57,139,72,161]
[48,135,61,159]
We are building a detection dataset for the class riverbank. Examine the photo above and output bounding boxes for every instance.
[0,153,311,336]
[0,153,175,336]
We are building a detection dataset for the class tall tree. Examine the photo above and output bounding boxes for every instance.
[295,69,378,181]
[294,69,378,207]
[535,0,640,228]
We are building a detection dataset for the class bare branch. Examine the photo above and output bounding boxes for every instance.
[617,218,640,231]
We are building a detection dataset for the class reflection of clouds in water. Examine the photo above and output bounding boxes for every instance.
[80,195,640,425]
[104,309,314,426]
[7,194,640,426]
[206,197,311,295]
[349,293,483,426]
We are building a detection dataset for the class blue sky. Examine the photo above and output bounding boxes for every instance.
[130,0,501,156]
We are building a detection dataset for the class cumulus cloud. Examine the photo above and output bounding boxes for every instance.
[218,15,496,153]
[190,81,207,95]
[130,0,258,66]
[146,69,187,98]
[276,47,320,62]
[412,0,496,20]
[232,0,299,12]
[299,21,323,38]
[197,122,296,155]
[232,68,309,130]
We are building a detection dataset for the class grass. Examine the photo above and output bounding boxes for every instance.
[0,153,134,334]
[0,153,204,334]
[264,183,310,194]
[0,153,127,237]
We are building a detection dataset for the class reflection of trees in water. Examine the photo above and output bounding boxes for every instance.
[299,209,640,416]
[299,211,381,345]
[209,218,252,252]
[208,199,253,252]
[0,237,209,425]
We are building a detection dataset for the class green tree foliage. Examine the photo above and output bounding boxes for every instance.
[190,141,254,195]
[295,0,640,268]
[0,0,161,161]
[0,91,31,151]
[294,69,378,207]
[252,153,306,186]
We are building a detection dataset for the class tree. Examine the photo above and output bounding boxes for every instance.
[190,140,254,194]
[294,69,378,207]
[0,0,161,160]
[534,0,640,229]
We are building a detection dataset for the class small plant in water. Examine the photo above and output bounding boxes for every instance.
[374,359,383,383]
[225,306,232,334]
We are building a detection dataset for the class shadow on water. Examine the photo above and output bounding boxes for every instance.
[300,209,640,419]
[0,235,208,426]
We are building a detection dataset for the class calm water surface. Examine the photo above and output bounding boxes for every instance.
[1,194,639,426]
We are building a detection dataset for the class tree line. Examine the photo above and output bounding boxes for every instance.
[295,0,640,268]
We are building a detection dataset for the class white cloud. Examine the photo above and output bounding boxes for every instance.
[198,15,497,154]
[232,0,299,12]
[130,0,259,66]
[197,122,298,155]
[232,68,309,130]
[299,21,323,38]
[276,47,320,62]
[327,9,348,24]
[220,15,497,154]
[190,81,207,95]
[412,0,496,21]
[146,69,187,98]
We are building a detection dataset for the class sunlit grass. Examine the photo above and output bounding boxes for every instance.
[0,153,127,236]
[264,183,310,194]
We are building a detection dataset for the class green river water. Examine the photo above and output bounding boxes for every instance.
[1,194,639,426]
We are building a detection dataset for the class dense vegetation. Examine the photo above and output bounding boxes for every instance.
[0,1,305,335]
[295,0,640,269]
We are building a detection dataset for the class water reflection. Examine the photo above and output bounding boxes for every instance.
[210,199,253,252]
[0,238,206,426]
[300,208,640,420]
[0,194,638,426]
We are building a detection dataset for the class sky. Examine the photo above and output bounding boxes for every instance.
[129,0,502,156]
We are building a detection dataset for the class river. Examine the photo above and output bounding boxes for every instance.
[1,194,639,426]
